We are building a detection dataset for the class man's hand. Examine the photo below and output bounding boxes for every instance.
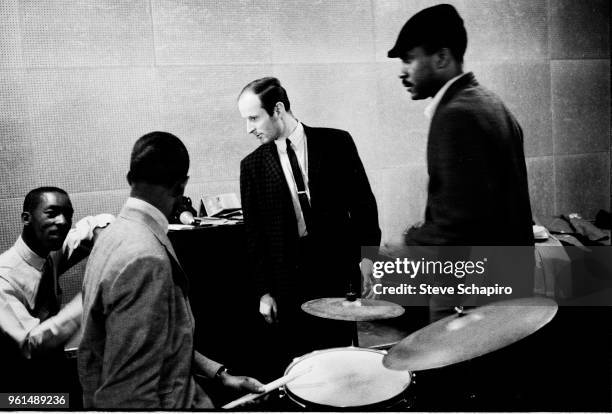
[360,258,376,299]
[259,293,277,324]
[219,371,265,393]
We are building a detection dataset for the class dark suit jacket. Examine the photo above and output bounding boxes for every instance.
[240,125,381,301]
[406,72,534,246]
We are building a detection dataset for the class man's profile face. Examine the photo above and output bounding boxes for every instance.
[24,192,74,252]
[399,46,438,100]
[238,92,282,144]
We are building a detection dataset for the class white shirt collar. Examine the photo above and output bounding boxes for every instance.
[125,197,169,234]
[275,121,305,152]
[14,235,46,272]
[424,73,466,119]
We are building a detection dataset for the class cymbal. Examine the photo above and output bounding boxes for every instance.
[301,297,405,321]
[383,297,558,371]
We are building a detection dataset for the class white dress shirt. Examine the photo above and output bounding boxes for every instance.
[0,213,113,358]
[274,121,309,237]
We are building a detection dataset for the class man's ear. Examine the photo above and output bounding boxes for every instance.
[274,101,285,117]
[21,211,31,226]
[434,48,453,69]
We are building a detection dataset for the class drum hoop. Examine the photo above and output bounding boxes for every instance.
[283,346,412,409]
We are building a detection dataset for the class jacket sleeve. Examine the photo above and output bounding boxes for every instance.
[92,256,171,409]
[240,158,271,298]
[342,131,382,257]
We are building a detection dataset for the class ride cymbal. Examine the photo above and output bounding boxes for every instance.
[383,297,558,371]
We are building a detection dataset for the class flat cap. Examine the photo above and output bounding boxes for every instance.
[387,4,466,59]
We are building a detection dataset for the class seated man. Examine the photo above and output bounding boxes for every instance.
[78,131,263,409]
[0,186,113,392]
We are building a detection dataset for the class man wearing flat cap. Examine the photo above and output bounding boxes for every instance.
[386,4,536,409]
[388,3,533,248]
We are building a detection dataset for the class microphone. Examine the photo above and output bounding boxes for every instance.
[179,211,196,225]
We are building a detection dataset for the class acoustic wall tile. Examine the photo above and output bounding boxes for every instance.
[0,197,25,254]
[0,71,36,197]
[0,0,23,69]
[552,60,610,155]
[374,0,548,62]
[379,165,429,244]
[269,0,375,64]
[471,60,552,157]
[156,65,272,182]
[555,152,610,218]
[152,0,273,65]
[20,0,154,67]
[460,0,548,62]
[526,156,554,220]
[550,0,610,59]
[22,67,160,196]
[272,63,381,171]
[68,188,130,219]
[375,62,429,167]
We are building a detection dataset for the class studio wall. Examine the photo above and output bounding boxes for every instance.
[0,0,609,257]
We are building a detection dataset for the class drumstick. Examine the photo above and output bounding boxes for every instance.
[222,365,312,409]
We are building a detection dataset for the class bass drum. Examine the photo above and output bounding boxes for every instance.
[283,347,413,409]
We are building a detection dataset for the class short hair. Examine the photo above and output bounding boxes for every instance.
[127,131,189,188]
[387,4,467,64]
[23,187,69,213]
[239,77,291,116]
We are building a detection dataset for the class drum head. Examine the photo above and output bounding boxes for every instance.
[284,347,412,408]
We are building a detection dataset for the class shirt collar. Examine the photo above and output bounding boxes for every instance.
[14,235,46,272]
[424,73,466,119]
[275,121,305,152]
[125,197,169,234]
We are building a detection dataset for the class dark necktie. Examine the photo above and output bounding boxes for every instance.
[286,139,313,233]
[33,256,60,320]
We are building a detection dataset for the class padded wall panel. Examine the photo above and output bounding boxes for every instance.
[550,0,610,59]
[269,0,375,64]
[20,0,154,68]
[19,67,160,196]
[472,60,552,157]
[375,61,430,168]
[0,197,25,254]
[0,71,35,197]
[460,0,548,63]
[555,153,610,218]
[0,0,23,69]
[155,65,271,182]
[526,156,555,220]
[272,63,380,171]
[152,0,273,66]
[552,60,610,155]
[378,165,429,244]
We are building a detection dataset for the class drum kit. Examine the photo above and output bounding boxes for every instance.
[224,295,558,410]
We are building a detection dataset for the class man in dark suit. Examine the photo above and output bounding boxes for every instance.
[388,4,533,248]
[238,77,380,369]
[386,4,534,320]
[386,5,536,409]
